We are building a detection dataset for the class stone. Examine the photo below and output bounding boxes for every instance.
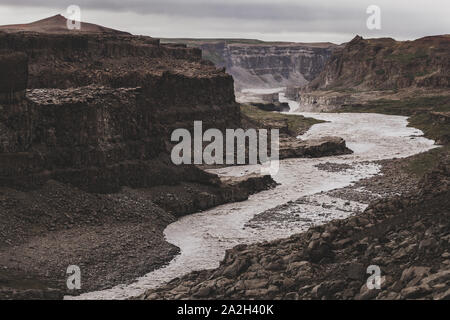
[401,285,431,299]
[266,261,284,271]
[355,284,380,300]
[285,292,299,300]
[420,270,450,287]
[286,261,310,273]
[223,257,251,278]
[308,242,334,263]
[243,279,268,290]
[312,283,327,299]
[347,263,365,280]
[400,266,431,283]
[418,238,438,251]
[433,288,450,300]
[334,238,353,249]
[194,285,213,298]
[311,232,321,241]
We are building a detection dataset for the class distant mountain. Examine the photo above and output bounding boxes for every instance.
[0,14,130,35]
[307,35,450,91]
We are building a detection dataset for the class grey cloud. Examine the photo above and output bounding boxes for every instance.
[1,0,364,21]
[0,0,448,42]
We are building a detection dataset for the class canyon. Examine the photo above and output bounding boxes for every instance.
[0,14,448,301]
[0,15,348,299]
[161,39,339,91]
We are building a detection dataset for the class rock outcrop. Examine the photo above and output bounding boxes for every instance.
[297,91,355,112]
[279,136,352,159]
[0,29,240,193]
[307,35,450,91]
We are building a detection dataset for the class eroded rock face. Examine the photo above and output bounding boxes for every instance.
[298,92,355,112]
[175,40,339,91]
[0,31,239,130]
[0,32,240,193]
[307,35,450,91]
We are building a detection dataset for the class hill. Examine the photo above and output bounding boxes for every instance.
[0,14,130,35]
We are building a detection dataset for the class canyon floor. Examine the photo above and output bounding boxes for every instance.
[138,94,449,301]
[142,155,449,300]
[71,104,439,300]
[142,150,449,300]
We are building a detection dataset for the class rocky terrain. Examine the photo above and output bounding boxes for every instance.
[162,39,339,91]
[141,151,450,300]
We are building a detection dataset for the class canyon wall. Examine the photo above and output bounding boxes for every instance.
[0,32,240,193]
[307,35,450,91]
[163,39,339,91]
[296,35,450,112]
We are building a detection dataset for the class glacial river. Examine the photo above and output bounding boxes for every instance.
[70,90,436,300]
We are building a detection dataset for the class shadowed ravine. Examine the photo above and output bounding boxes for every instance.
[69,98,436,300]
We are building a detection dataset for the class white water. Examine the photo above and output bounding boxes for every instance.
[70,91,436,300]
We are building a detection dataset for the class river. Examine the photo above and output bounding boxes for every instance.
[69,90,436,300]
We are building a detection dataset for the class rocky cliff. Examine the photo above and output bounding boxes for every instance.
[0,29,240,193]
[307,35,450,91]
[162,39,338,91]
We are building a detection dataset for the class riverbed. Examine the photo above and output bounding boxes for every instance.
[70,94,436,300]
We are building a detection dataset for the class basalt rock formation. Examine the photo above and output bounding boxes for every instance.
[0,27,240,193]
[295,35,450,113]
[162,39,339,91]
[307,35,450,91]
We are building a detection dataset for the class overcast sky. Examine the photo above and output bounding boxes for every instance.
[0,0,448,43]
